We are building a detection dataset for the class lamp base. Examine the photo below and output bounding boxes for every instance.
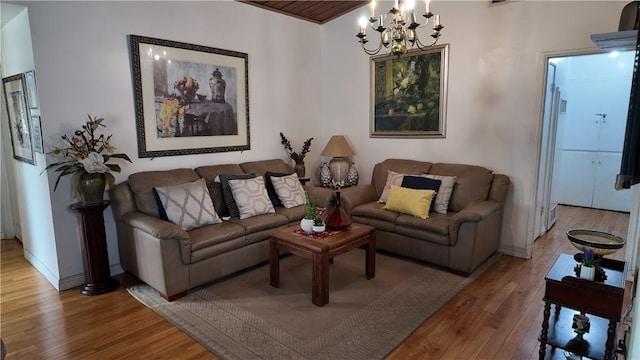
[328,157,350,184]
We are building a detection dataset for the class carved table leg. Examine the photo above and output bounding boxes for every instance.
[604,320,616,360]
[539,301,551,360]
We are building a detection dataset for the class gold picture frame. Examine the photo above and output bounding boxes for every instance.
[370,44,449,138]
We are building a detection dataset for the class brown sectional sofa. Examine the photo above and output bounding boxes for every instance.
[339,159,510,275]
[110,157,509,301]
[110,159,331,301]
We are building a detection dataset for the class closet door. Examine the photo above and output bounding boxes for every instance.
[592,152,632,212]
[556,151,596,208]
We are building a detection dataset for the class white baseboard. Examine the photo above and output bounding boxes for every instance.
[23,248,61,291]
[499,244,530,259]
[59,263,125,291]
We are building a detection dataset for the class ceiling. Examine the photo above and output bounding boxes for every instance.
[240,1,368,24]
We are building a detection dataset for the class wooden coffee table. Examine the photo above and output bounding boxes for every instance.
[269,223,376,307]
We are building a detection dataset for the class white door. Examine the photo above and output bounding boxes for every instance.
[593,152,632,212]
[556,150,597,208]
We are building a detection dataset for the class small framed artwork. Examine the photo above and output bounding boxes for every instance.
[128,35,250,158]
[30,114,44,154]
[2,74,35,164]
[370,44,449,138]
[24,70,39,109]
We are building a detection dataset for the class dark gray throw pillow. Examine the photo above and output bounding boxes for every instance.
[265,171,292,207]
[219,173,256,217]
[401,175,442,212]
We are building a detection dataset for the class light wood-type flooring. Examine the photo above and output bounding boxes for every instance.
[0,205,631,359]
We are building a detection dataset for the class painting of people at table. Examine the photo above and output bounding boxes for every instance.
[153,59,238,138]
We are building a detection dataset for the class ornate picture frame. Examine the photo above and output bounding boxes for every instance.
[370,44,449,138]
[3,74,35,164]
[128,35,250,158]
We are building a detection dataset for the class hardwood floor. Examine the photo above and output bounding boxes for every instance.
[0,205,630,359]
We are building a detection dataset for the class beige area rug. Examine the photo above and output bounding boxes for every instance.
[128,250,494,360]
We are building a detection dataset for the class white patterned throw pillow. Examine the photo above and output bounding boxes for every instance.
[154,178,222,231]
[271,173,305,208]
[228,177,275,219]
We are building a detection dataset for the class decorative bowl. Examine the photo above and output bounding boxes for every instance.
[567,229,625,256]
[312,225,326,233]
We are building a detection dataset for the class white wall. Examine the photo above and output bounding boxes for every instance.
[1,6,60,287]
[10,1,322,289]
[320,0,628,258]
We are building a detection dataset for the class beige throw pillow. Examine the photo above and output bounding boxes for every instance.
[154,178,222,231]
[424,174,456,214]
[378,170,406,203]
[271,173,305,208]
[228,177,275,219]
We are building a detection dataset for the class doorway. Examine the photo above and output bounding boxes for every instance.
[536,50,635,241]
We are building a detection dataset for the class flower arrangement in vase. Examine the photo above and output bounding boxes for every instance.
[280,132,313,177]
[44,114,132,203]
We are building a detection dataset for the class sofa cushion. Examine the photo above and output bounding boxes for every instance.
[188,221,246,263]
[383,185,435,219]
[154,178,222,231]
[275,206,305,222]
[429,163,494,212]
[228,177,275,219]
[228,213,290,244]
[424,174,455,214]
[271,173,305,208]
[219,173,257,217]
[195,164,245,217]
[128,169,201,218]
[371,159,433,198]
[401,175,441,212]
[239,159,293,175]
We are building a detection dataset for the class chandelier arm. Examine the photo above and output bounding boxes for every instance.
[360,40,385,56]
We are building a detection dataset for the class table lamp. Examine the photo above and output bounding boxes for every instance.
[321,135,355,184]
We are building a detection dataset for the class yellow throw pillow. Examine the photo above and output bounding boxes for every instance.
[382,185,436,219]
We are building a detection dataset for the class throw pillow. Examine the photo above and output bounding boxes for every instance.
[219,173,256,217]
[401,175,442,212]
[154,178,222,231]
[424,174,456,214]
[383,185,435,220]
[228,177,275,219]
[271,173,305,208]
[264,171,291,207]
[378,170,406,203]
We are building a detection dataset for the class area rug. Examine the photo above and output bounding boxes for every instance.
[128,250,494,360]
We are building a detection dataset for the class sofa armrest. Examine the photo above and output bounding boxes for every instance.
[122,211,192,261]
[337,185,378,214]
[306,186,337,208]
[449,200,501,244]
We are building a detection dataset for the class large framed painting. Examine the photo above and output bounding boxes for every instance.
[3,74,35,164]
[370,44,449,138]
[128,35,250,158]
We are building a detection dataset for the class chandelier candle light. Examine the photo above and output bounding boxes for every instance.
[357,0,444,56]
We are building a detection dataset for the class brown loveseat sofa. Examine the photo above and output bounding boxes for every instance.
[110,159,331,301]
[338,159,510,275]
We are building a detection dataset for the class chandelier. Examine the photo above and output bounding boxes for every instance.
[356,0,444,56]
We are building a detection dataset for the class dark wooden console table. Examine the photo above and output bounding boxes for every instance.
[69,201,119,296]
[538,253,626,360]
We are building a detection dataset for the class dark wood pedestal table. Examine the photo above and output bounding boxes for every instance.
[538,253,626,360]
[69,201,119,296]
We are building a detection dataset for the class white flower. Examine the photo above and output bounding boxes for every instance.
[82,152,109,173]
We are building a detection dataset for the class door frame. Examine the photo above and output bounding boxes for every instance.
[533,48,639,279]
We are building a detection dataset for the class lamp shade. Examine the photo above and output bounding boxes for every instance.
[320,135,355,158]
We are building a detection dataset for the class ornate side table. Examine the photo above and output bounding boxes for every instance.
[538,253,626,360]
[69,200,119,295]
